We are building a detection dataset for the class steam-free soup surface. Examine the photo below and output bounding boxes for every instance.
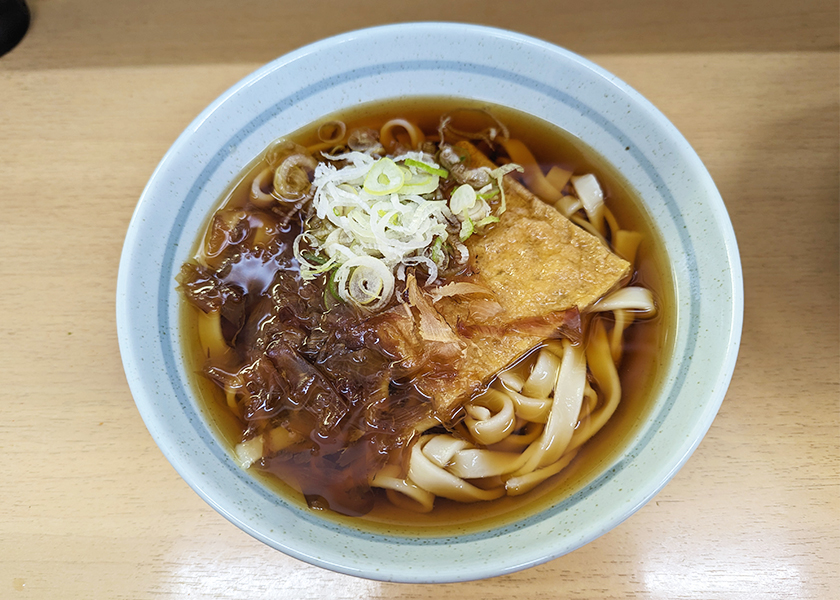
[178,98,672,531]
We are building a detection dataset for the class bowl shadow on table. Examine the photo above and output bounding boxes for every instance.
[5,0,837,70]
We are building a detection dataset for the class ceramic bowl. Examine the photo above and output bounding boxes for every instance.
[116,22,743,582]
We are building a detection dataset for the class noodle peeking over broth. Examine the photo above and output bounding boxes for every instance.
[177,100,663,522]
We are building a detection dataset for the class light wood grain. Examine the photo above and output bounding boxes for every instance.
[5,0,838,71]
[1,1,837,598]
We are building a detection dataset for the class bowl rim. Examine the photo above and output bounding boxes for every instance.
[117,21,744,582]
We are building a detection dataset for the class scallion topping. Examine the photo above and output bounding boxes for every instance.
[404,158,448,178]
[293,147,519,309]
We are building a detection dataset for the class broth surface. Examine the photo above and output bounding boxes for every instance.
[180,97,674,534]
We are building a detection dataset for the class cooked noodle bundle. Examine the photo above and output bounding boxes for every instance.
[371,282,655,511]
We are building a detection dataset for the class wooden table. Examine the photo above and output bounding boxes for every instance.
[2,1,837,597]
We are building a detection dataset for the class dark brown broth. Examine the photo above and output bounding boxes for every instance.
[180,98,675,534]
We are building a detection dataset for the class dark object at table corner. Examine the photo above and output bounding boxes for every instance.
[0,0,30,57]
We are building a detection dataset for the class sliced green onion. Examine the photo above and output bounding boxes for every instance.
[293,233,338,279]
[430,236,444,263]
[488,163,523,216]
[400,167,440,195]
[349,265,384,305]
[300,250,328,265]
[333,255,395,311]
[405,158,448,178]
[475,215,500,228]
[450,184,477,215]
[459,217,475,242]
[302,257,337,278]
[363,157,404,195]
[326,268,342,301]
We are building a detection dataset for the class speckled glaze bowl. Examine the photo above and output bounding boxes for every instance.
[116,23,743,582]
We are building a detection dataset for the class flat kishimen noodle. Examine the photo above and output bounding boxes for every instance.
[177,102,660,519]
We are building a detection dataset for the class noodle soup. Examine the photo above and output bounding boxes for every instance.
[178,98,673,531]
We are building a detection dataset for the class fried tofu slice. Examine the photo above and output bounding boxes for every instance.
[376,143,630,417]
[460,141,631,320]
[373,304,546,418]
